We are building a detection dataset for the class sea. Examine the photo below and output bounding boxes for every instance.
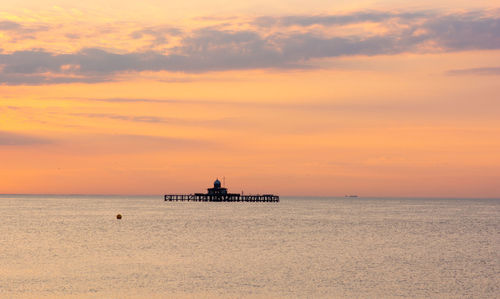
[0,195,498,298]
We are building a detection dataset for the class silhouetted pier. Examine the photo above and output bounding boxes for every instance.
[164,179,279,203]
[164,194,279,202]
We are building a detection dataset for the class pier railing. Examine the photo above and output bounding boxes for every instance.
[164,194,279,202]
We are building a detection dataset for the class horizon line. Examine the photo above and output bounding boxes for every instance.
[0,193,499,200]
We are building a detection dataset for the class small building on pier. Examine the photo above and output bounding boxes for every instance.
[207,179,227,195]
[196,179,241,201]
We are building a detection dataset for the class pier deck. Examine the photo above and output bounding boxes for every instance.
[164,194,279,202]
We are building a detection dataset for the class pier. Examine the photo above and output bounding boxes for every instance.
[164,194,279,202]
[164,179,279,203]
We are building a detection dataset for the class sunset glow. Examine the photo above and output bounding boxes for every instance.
[1,1,500,197]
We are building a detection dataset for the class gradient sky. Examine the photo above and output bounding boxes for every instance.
[1,0,499,197]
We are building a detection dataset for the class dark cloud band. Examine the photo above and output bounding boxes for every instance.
[0,10,499,85]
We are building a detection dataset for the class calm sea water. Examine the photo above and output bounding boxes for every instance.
[0,195,498,298]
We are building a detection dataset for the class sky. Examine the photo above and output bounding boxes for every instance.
[1,0,499,197]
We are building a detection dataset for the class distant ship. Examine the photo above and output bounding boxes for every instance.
[345,195,359,198]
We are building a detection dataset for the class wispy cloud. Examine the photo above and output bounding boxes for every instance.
[0,129,215,152]
[129,26,183,47]
[254,11,429,27]
[74,113,169,123]
[0,10,499,85]
[71,112,237,127]
[96,133,213,149]
[0,21,22,31]
[68,133,219,154]
[73,97,182,103]
[0,20,50,37]
[446,67,500,76]
[0,131,52,146]
[0,73,111,85]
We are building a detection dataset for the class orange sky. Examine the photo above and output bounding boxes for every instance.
[1,1,499,197]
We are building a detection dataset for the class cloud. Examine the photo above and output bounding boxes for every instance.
[73,112,170,123]
[71,112,237,127]
[0,21,22,31]
[65,33,81,39]
[170,29,288,71]
[0,10,499,85]
[0,73,110,85]
[423,12,500,51]
[0,131,52,146]
[130,26,182,47]
[97,134,212,149]
[254,11,428,27]
[52,97,222,104]
[64,97,424,113]
[73,97,181,103]
[69,133,218,154]
[0,129,216,152]
[446,67,500,76]
[0,20,50,36]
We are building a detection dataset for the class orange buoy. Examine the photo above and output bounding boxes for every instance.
[116,214,122,220]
